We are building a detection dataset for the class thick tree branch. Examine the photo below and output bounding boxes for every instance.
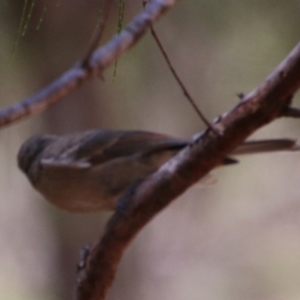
[76,42,300,300]
[0,0,176,128]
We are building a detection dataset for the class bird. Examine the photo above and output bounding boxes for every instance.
[17,129,297,213]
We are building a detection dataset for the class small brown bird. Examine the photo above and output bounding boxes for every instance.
[17,129,296,213]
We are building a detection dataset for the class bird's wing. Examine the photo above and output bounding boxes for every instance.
[75,130,189,165]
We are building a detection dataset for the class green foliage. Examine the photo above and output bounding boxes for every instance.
[11,0,49,59]
[117,0,125,34]
[113,0,126,80]
[10,0,29,60]
[22,0,36,35]
[36,0,50,30]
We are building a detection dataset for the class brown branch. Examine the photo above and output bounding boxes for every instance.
[0,0,177,128]
[76,42,300,300]
[282,106,300,118]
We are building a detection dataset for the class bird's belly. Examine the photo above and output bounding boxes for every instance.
[36,170,118,213]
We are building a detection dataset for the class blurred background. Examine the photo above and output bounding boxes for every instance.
[1,0,300,299]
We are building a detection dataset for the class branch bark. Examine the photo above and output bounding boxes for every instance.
[76,42,300,300]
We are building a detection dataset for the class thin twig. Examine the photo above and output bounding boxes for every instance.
[143,1,219,135]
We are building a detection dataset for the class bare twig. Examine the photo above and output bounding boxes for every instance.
[282,106,300,118]
[143,1,219,135]
[0,0,177,128]
[149,23,219,135]
[76,41,300,300]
